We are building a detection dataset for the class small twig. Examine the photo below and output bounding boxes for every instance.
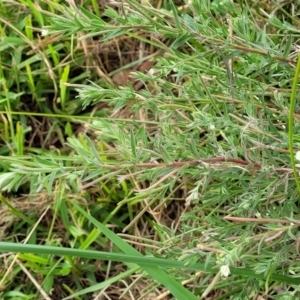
[156,272,202,300]
[265,230,284,242]
[191,30,296,65]
[17,259,52,300]
[232,44,296,64]
[136,157,262,168]
[224,216,296,224]
[201,271,222,298]
[134,167,180,192]
[82,156,294,190]
[196,244,225,254]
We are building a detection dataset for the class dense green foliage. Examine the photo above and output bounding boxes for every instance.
[0,0,300,299]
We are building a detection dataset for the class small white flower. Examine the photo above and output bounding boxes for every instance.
[117,175,128,184]
[209,124,215,131]
[41,29,49,36]
[220,265,230,277]
[185,189,199,207]
[295,151,300,161]
[148,68,155,76]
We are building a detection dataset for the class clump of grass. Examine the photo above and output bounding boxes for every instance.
[1,0,300,299]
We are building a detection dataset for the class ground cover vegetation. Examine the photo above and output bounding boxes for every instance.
[0,0,300,299]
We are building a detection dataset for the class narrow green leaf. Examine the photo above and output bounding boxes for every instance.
[62,266,140,300]
[130,126,137,160]
[73,204,199,300]
[168,0,181,28]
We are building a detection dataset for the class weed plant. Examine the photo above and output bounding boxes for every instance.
[1,0,300,299]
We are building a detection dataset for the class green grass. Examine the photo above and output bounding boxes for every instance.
[1,0,300,299]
